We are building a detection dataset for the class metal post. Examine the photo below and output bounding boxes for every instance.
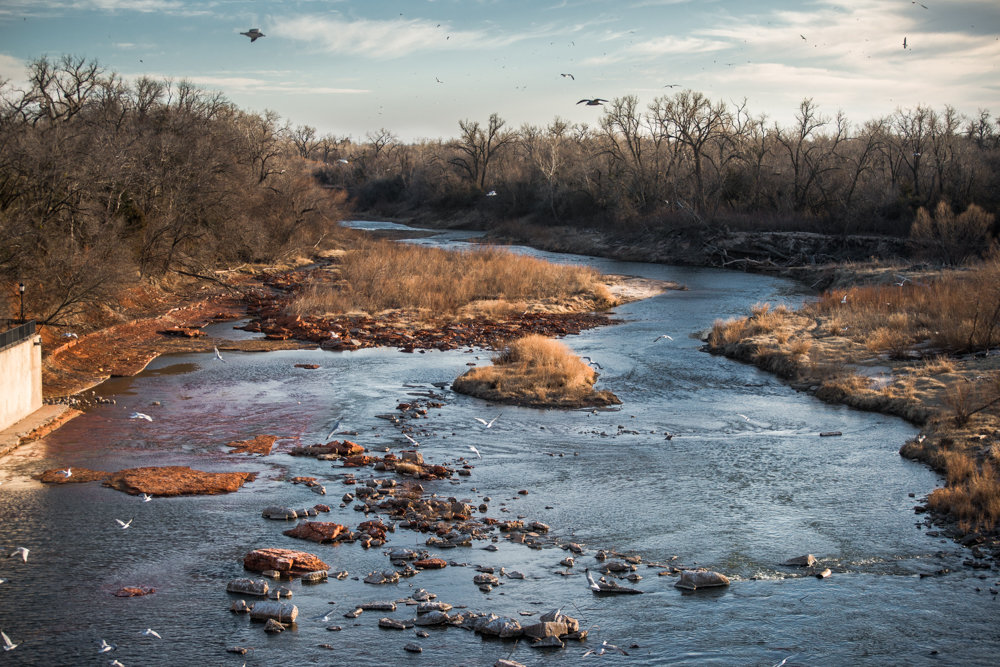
[18,282,25,323]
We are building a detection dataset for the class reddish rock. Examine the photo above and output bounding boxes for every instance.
[103,466,256,496]
[414,558,448,570]
[113,586,156,597]
[290,476,317,484]
[158,327,205,338]
[225,434,278,456]
[38,467,109,484]
[283,521,349,543]
[343,454,372,468]
[357,520,388,541]
[294,364,320,369]
[313,504,331,513]
[244,548,330,575]
[289,441,365,458]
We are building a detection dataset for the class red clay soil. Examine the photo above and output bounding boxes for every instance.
[103,466,257,496]
[225,435,279,456]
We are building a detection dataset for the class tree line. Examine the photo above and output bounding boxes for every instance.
[0,56,343,324]
[315,93,1000,248]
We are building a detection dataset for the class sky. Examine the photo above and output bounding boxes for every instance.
[0,0,998,142]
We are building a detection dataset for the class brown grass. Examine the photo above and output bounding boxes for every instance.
[926,463,1000,534]
[290,239,613,318]
[451,334,620,408]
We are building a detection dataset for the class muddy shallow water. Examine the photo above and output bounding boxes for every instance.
[0,222,997,666]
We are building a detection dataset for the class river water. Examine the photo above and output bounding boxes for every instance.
[0,222,996,666]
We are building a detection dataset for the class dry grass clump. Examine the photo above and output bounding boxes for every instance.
[452,334,620,408]
[808,256,1000,355]
[708,303,795,348]
[926,463,1000,534]
[290,239,613,318]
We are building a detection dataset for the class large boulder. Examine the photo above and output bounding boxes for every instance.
[282,521,348,543]
[226,435,278,455]
[674,569,730,590]
[104,466,256,496]
[243,548,329,575]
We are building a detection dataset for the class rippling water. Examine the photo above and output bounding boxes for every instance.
[0,222,996,666]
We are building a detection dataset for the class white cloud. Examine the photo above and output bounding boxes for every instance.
[183,74,369,95]
[272,15,531,59]
[0,53,27,87]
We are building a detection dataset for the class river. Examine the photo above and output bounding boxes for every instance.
[0,221,996,666]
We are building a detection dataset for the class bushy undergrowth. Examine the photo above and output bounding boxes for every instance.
[291,240,612,317]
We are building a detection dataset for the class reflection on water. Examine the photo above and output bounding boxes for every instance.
[0,222,996,666]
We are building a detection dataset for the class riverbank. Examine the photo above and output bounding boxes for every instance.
[705,299,1000,565]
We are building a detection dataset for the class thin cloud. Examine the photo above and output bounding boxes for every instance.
[272,15,533,59]
[184,74,369,95]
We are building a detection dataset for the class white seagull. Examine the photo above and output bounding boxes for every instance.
[58,468,72,478]
[62,332,79,339]
[214,346,225,362]
[98,639,116,653]
[468,445,482,459]
[474,412,502,428]
[9,547,28,562]
[130,411,153,422]
[116,517,134,529]
[141,493,153,502]
[580,356,603,369]
[840,294,848,304]
[584,568,601,592]
[1,630,17,651]
[110,660,125,667]
[583,640,629,656]
[141,628,161,639]
[653,334,674,342]
[403,432,420,447]
[325,418,343,441]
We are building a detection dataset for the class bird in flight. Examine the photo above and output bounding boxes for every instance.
[584,568,601,592]
[130,411,153,421]
[580,356,603,369]
[116,517,134,529]
[325,417,343,441]
[403,432,420,447]
[583,640,630,656]
[653,334,673,342]
[577,98,608,106]
[435,77,444,83]
[214,346,225,362]
[468,445,482,458]
[58,468,72,478]
[98,639,116,653]
[474,413,502,428]
[241,28,265,42]
[1,630,17,651]
[486,190,498,197]
[664,83,680,88]
[141,628,161,639]
[9,547,28,562]
[141,493,153,502]
[903,37,907,49]
[560,73,575,80]
[800,34,807,40]
[62,332,78,339]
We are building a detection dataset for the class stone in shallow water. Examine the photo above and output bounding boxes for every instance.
[674,569,730,590]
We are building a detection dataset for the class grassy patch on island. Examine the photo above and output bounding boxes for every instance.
[452,335,620,408]
[291,239,615,320]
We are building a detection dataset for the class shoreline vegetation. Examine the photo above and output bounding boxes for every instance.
[452,335,621,408]
[705,255,1000,563]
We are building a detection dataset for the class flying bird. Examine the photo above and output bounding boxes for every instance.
[403,432,420,447]
[240,28,265,42]
[325,418,343,441]
[580,356,603,369]
[130,411,153,421]
[903,37,907,49]
[141,493,153,502]
[577,98,608,106]
[653,334,674,342]
[583,640,630,657]
[664,83,680,88]
[840,294,848,304]
[9,547,28,562]
[62,332,78,339]
[58,468,72,478]
[800,34,807,40]
[585,568,601,592]
[468,445,482,459]
[141,628,161,639]
[560,73,575,80]
[116,517,134,529]
[473,413,502,428]
[110,660,125,667]
[485,190,498,196]
[214,346,225,362]
[435,77,444,83]
[98,639,116,653]
[1,630,17,651]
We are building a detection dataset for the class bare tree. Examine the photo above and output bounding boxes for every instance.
[449,113,515,189]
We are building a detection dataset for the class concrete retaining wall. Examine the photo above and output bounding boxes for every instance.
[0,335,42,432]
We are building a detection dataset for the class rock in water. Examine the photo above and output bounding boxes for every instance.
[250,601,298,623]
[226,578,269,597]
[243,548,329,575]
[674,569,730,590]
[784,554,817,567]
